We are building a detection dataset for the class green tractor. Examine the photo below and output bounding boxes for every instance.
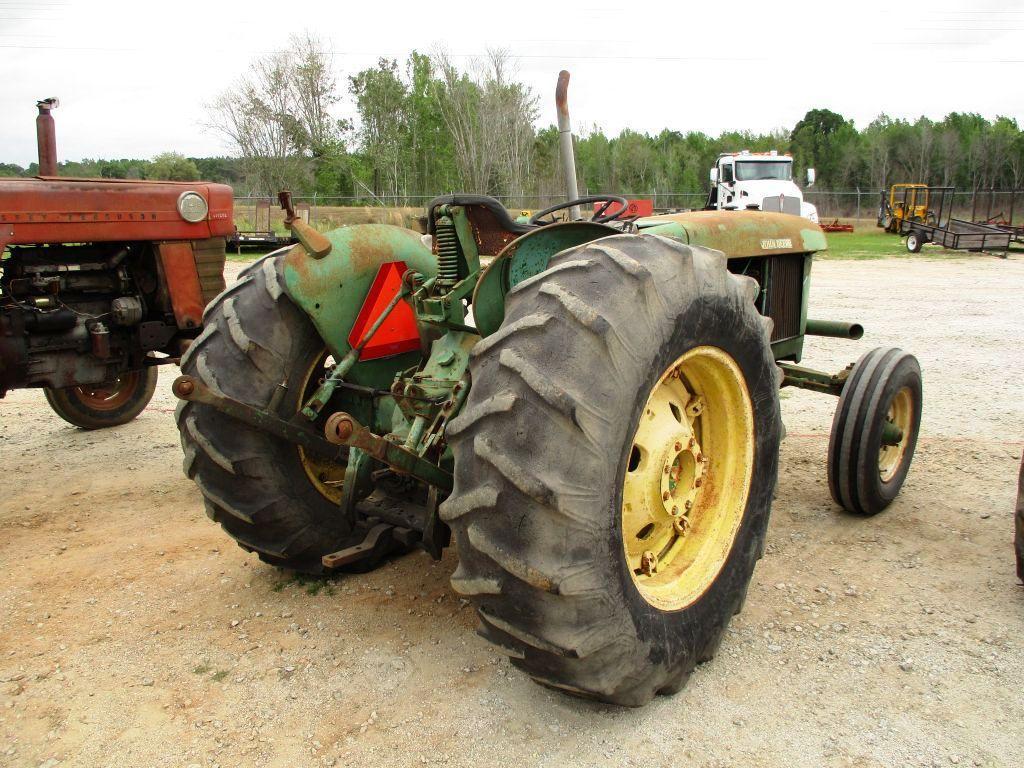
[174,72,923,706]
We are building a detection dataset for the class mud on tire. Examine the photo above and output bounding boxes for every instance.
[442,233,782,706]
[176,254,354,574]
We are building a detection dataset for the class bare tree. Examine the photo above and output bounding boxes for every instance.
[207,33,343,194]
[432,48,537,198]
[291,31,344,157]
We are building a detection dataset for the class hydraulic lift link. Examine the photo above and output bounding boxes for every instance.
[172,375,453,494]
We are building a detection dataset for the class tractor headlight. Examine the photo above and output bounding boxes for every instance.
[177,191,208,223]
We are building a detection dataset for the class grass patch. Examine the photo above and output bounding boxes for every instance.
[268,573,333,596]
[819,227,962,260]
[270,576,295,593]
[296,574,333,596]
[192,663,212,675]
[211,670,229,683]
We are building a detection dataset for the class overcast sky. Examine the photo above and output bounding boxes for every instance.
[2,0,1023,166]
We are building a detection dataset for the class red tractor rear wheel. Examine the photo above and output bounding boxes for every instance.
[44,366,158,429]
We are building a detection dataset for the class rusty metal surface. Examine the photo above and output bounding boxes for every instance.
[280,225,436,388]
[35,99,58,177]
[278,190,332,259]
[322,523,393,570]
[463,205,523,256]
[321,411,454,492]
[0,178,234,248]
[639,209,827,257]
[172,374,349,463]
[157,242,206,330]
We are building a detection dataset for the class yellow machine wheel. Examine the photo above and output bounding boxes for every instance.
[444,233,781,706]
[828,347,922,515]
[622,347,754,611]
[296,351,347,505]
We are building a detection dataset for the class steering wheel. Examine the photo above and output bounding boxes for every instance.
[528,195,630,225]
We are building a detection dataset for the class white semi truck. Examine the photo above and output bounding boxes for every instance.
[707,151,818,222]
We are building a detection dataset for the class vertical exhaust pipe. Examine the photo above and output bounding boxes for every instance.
[555,71,581,221]
[36,97,59,177]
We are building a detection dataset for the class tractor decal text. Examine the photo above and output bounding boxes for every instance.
[760,238,793,249]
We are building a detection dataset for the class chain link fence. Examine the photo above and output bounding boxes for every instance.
[233,189,1024,231]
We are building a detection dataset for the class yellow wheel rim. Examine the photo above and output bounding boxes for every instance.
[621,346,755,611]
[879,386,913,482]
[297,351,347,504]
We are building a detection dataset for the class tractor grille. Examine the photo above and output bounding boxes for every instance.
[764,254,805,342]
[192,237,228,307]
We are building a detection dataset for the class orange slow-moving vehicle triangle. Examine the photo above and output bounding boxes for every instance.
[347,261,420,360]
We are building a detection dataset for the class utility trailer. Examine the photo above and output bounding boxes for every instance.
[897,186,1011,255]
[973,188,1024,246]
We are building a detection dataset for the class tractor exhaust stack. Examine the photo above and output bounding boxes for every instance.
[555,71,581,221]
[36,98,59,177]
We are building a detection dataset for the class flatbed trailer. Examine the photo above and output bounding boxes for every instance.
[897,186,1010,255]
[226,230,296,253]
[972,188,1024,246]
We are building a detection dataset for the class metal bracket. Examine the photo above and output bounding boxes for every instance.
[324,411,453,492]
[778,362,853,397]
[171,375,347,463]
[322,523,393,570]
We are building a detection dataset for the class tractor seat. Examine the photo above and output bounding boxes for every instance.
[426,194,536,238]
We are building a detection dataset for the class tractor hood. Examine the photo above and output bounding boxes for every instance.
[636,210,827,257]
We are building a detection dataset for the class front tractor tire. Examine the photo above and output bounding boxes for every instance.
[45,367,158,429]
[176,255,354,574]
[828,347,922,516]
[442,234,782,706]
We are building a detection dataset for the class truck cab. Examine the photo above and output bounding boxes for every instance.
[707,151,818,223]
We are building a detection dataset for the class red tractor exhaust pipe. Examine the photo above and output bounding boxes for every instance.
[36,98,59,177]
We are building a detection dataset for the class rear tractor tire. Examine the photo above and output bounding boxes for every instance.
[176,255,358,574]
[828,347,922,516]
[442,234,782,706]
[45,366,158,429]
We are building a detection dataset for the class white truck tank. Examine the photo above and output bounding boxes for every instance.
[707,151,818,223]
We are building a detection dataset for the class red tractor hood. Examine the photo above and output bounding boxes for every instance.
[0,177,234,247]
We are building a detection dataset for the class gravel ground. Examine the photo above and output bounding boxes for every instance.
[1,254,1022,768]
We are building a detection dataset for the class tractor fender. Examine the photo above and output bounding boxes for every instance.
[472,221,618,337]
[280,224,437,388]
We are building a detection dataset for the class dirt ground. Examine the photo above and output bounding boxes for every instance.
[2,253,1022,768]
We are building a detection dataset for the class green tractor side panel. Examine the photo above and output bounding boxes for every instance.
[280,224,437,391]
[637,210,827,257]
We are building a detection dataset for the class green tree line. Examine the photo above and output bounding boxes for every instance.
[5,45,1022,203]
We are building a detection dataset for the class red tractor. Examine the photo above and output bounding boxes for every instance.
[0,99,233,428]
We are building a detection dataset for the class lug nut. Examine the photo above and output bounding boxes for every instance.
[671,505,679,516]
[641,551,657,576]
[674,441,682,451]
[662,491,670,501]
[694,478,702,488]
